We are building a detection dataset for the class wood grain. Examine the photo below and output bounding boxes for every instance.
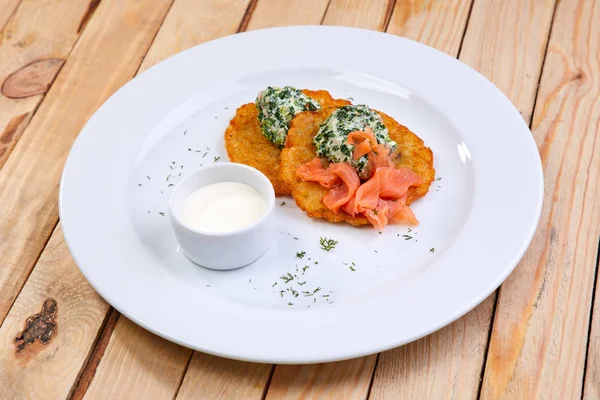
[460,0,557,123]
[139,0,251,72]
[584,262,600,399]
[322,0,392,30]
[370,1,557,398]
[265,357,377,400]
[0,0,102,170]
[83,318,191,400]
[0,225,109,399]
[0,0,173,330]
[481,0,600,397]
[176,353,272,399]
[247,0,329,30]
[0,0,21,32]
[386,0,473,54]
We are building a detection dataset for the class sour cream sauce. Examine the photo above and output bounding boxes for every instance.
[183,182,266,233]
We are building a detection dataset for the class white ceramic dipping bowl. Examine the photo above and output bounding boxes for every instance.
[168,163,275,270]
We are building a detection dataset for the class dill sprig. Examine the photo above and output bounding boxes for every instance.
[319,237,338,252]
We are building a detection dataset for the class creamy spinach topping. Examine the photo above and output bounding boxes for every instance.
[256,86,321,147]
[313,105,396,175]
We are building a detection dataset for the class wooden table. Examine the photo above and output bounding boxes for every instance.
[0,0,598,398]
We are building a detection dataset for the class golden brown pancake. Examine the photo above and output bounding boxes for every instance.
[224,90,350,196]
[280,107,435,225]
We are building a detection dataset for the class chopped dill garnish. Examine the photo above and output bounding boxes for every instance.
[319,237,338,252]
[280,290,284,297]
[322,294,330,298]
[298,281,306,286]
[138,184,142,186]
[430,247,435,253]
[296,251,306,259]
[435,177,442,181]
[272,282,278,287]
[313,287,321,294]
[280,201,286,206]
[372,208,378,216]
[158,212,165,216]
[279,272,294,283]
[378,231,382,235]
[350,266,356,271]
[168,184,174,187]
[288,302,293,306]
[248,278,252,283]
[408,228,412,232]
[146,175,150,180]
[214,156,220,162]
[314,298,316,303]
[302,265,309,272]
[403,235,413,240]
[184,130,187,135]
[314,261,318,264]
[202,152,208,158]
[293,237,299,240]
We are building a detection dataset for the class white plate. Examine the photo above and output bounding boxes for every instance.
[60,26,543,364]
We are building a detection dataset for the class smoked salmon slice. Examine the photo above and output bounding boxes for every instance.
[322,163,360,213]
[386,194,419,226]
[377,167,423,198]
[296,158,341,189]
[347,127,377,160]
[296,151,423,229]
[347,127,394,178]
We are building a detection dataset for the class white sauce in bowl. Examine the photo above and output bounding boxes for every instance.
[183,181,266,233]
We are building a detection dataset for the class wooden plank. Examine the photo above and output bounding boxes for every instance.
[0,0,102,170]
[584,263,600,399]
[459,0,556,123]
[481,0,600,398]
[386,0,473,54]
[0,0,21,31]
[265,357,377,400]
[370,1,556,398]
[322,0,392,30]
[0,225,109,399]
[83,318,191,400]
[176,353,272,399]
[139,0,251,72]
[0,0,173,328]
[247,0,329,30]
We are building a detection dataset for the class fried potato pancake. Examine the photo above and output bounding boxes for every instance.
[280,108,435,226]
[224,90,350,196]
